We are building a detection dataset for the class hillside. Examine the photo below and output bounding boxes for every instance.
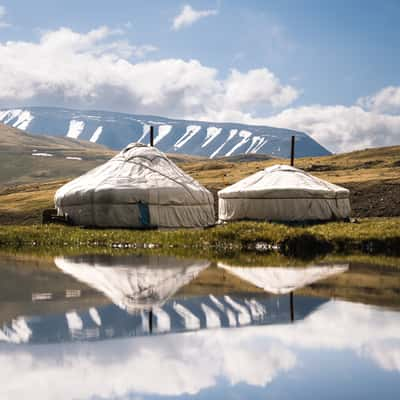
[0,107,330,158]
[0,123,115,188]
[0,123,207,188]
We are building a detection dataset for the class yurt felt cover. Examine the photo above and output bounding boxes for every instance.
[218,164,351,221]
[55,143,215,228]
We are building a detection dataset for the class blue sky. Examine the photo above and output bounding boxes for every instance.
[0,0,400,151]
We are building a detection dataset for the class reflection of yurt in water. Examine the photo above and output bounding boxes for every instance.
[54,255,210,312]
[218,165,351,222]
[218,263,349,294]
[54,143,215,228]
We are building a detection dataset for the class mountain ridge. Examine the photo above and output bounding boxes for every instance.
[0,106,331,158]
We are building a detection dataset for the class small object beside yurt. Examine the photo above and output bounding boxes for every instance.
[55,143,215,228]
[218,164,351,222]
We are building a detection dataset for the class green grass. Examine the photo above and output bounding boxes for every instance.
[1,218,399,257]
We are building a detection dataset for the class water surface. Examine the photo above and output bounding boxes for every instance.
[0,253,399,399]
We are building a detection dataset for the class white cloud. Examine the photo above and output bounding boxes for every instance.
[224,68,299,109]
[260,104,400,153]
[0,26,298,123]
[258,85,400,153]
[357,86,400,114]
[172,4,218,30]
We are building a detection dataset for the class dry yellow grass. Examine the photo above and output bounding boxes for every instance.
[185,145,400,190]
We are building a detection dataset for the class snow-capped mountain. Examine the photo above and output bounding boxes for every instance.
[0,107,331,158]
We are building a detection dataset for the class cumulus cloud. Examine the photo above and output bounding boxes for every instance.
[357,86,400,114]
[172,4,218,30]
[260,104,400,153]
[224,69,299,109]
[0,26,298,121]
[254,84,400,153]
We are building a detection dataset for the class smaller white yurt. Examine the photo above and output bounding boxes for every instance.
[55,143,215,228]
[218,263,349,294]
[218,165,351,222]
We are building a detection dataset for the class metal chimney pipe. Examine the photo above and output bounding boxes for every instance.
[290,135,295,166]
[150,125,154,147]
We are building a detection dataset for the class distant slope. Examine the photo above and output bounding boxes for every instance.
[0,107,331,158]
[0,123,115,188]
[0,122,114,154]
[0,123,207,188]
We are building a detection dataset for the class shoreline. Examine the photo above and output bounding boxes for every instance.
[1,218,399,257]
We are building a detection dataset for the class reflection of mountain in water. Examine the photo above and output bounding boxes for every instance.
[0,255,330,344]
[218,263,349,294]
[1,294,326,344]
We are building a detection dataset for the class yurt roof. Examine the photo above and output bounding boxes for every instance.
[218,263,349,294]
[55,143,212,207]
[218,164,349,199]
[54,255,210,312]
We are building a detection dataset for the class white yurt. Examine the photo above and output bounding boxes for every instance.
[218,164,351,222]
[55,143,215,228]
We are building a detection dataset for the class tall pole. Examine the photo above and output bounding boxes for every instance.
[150,125,154,147]
[149,309,153,334]
[290,135,295,166]
[290,292,294,322]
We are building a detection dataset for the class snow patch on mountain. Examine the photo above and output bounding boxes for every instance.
[0,109,22,124]
[154,124,172,145]
[89,126,103,143]
[210,129,238,158]
[66,156,82,160]
[174,125,201,149]
[0,109,34,130]
[32,152,53,157]
[246,136,267,154]
[138,123,151,144]
[13,110,34,130]
[201,127,222,148]
[66,120,85,139]
[225,130,252,156]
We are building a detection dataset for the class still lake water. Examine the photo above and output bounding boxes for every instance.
[0,252,399,399]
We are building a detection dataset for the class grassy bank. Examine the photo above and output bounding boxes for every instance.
[1,218,399,257]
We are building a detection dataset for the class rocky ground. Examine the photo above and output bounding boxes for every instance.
[344,181,400,218]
